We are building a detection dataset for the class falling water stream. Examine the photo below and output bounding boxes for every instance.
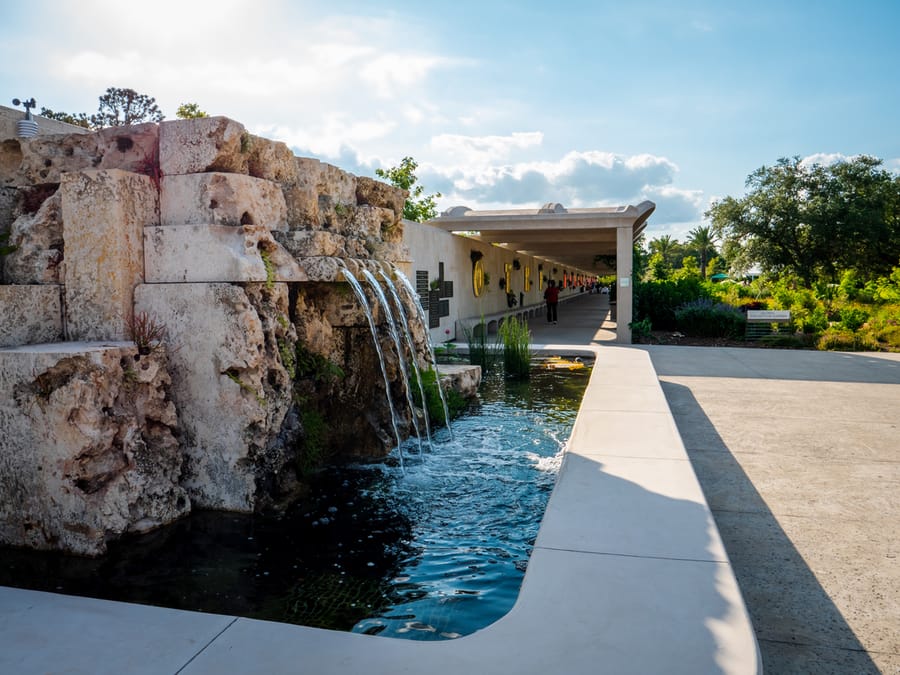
[393,268,454,440]
[340,268,405,468]
[361,269,424,453]
[379,268,433,449]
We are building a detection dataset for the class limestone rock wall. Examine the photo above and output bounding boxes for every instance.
[0,344,188,556]
[0,116,436,552]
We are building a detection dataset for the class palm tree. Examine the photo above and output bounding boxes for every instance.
[648,235,679,268]
[686,226,718,279]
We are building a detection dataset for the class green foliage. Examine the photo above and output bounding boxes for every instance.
[225,371,265,406]
[674,299,746,338]
[297,408,328,476]
[295,346,344,382]
[278,338,296,379]
[758,333,807,349]
[175,102,208,119]
[816,327,880,352]
[259,248,275,289]
[498,315,532,378]
[634,277,709,330]
[839,307,869,331]
[40,87,165,130]
[629,317,653,340]
[674,255,701,280]
[707,155,900,284]
[411,367,467,425]
[375,157,441,222]
[39,107,91,129]
[685,225,718,279]
[92,87,164,128]
[646,251,672,281]
[0,231,16,256]
[463,319,502,370]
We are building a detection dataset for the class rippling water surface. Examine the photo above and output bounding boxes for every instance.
[0,362,590,640]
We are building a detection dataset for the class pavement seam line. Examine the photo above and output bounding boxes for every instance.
[175,616,239,674]
[534,544,728,565]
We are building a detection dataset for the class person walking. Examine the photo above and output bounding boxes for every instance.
[544,279,560,324]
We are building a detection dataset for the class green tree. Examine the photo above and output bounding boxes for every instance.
[647,234,685,269]
[674,255,701,280]
[38,107,91,129]
[685,225,718,279]
[176,102,208,119]
[91,87,164,128]
[708,156,900,284]
[646,251,672,281]
[375,156,441,222]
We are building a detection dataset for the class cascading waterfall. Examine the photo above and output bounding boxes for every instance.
[361,269,424,454]
[340,268,405,468]
[379,269,434,450]
[393,268,454,439]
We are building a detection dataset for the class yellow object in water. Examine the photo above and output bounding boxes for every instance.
[543,356,586,370]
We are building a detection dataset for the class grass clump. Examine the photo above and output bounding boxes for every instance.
[498,315,532,378]
[463,318,501,371]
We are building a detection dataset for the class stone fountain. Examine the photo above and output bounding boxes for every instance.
[0,117,460,556]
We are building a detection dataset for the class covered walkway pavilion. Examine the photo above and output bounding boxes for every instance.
[432,200,655,343]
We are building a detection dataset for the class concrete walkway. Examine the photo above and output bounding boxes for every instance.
[641,345,900,674]
[527,293,900,672]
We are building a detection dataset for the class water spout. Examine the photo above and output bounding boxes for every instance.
[393,268,454,440]
[361,269,424,454]
[379,268,433,450]
[340,268,405,468]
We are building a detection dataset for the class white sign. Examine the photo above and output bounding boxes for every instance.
[619,277,630,287]
[747,310,791,321]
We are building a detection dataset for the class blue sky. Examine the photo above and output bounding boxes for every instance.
[2,0,898,240]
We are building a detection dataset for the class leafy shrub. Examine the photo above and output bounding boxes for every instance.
[816,328,880,352]
[634,277,709,330]
[799,306,829,333]
[758,334,807,349]
[839,307,869,331]
[674,298,746,338]
[630,317,653,341]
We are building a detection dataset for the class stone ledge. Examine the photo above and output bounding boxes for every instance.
[144,224,306,283]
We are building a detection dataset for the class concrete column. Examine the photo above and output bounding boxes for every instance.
[616,225,633,343]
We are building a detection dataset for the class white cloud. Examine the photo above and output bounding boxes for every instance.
[430,132,544,165]
[424,149,688,215]
[800,152,855,167]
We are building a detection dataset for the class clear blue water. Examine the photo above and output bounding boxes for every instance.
[0,363,590,640]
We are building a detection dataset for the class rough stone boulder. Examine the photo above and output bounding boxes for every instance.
[0,343,189,556]
[134,282,299,512]
[0,124,160,188]
[2,188,63,284]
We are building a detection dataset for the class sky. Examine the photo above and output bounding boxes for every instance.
[2,0,898,241]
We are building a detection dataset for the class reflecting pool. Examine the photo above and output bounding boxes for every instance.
[0,361,591,640]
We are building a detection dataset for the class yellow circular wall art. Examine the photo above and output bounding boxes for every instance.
[473,259,485,297]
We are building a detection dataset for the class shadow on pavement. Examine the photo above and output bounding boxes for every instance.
[660,380,882,674]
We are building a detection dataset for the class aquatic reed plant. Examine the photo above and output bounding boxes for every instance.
[463,317,501,371]
[498,315,532,378]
